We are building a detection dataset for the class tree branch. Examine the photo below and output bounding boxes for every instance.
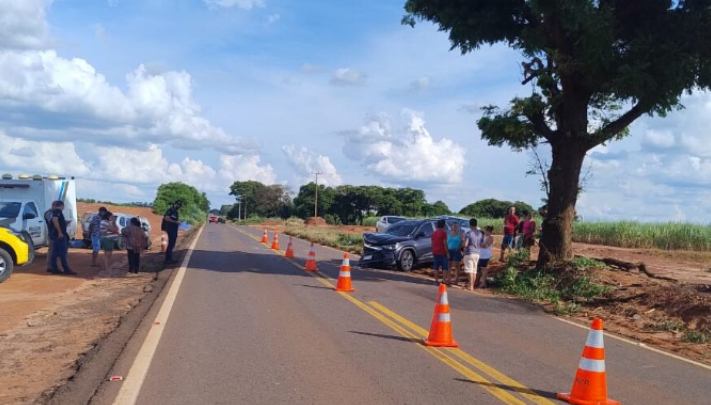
[587,103,646,148]
[524,109,556,142]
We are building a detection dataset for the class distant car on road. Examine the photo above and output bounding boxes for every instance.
[375,215,406,233]
[361,219,442,271]
[209,215,219,223]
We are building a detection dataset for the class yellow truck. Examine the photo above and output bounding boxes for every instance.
[0,226,34,283]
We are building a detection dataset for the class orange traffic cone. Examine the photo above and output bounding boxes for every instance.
[304,242,317,271]
[424,284,459,347]
[285,236,295,258]
[271,232,280,250]
[334,253,355,292]
[557,318,620,405]
[261,229,268,244]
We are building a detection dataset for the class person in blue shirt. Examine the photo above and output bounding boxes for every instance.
[48,201,76,275]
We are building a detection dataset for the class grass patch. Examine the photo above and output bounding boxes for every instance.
[683,330,710,344]
[284,225,363,254]
[653,321,685,332]
[571,221,711,251]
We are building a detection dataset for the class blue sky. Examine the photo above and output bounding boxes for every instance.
[1,0,710,222]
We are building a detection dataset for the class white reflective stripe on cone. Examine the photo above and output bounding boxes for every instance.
[579,358,606,372]
[437,313,451,322]
[585,330,605,349]
[343,259,350,266]
[439,292,449,305]
[339,271,351,278]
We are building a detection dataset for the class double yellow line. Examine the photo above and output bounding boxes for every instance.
[235,227,556,405]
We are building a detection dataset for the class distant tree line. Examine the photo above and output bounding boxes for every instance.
[77,198,153,208]
[224,181,535,225]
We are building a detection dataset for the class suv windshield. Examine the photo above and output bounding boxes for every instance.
[388,217,405,224]
[0,202,21,218]
[385,221,418,236]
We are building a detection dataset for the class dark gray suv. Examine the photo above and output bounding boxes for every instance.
[359,219,440,271]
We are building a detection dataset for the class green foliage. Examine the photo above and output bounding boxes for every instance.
[422,200,450,216]
[229,181,292,219]
[683,331,710,344]
[284,225,363,254]
[653,322,685,332]
[572,221,711,251]
[459,199,536,219]
[153,182,210,225]
[554,302,582,316]
[570,257,607,272]
[362,216,379,227]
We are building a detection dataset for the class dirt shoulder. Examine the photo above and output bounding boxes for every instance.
[0,203,191,405]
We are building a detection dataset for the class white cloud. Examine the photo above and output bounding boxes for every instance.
[282,145,342,186]
[0,131,90,176]
[218,154,276,185]
[343,109,465,184]
[330,68,367,86]
[203,0,265,10]
[0,0,53,50]
[266,13,280,25]
[0,51,253,153]
[409,76,431,91]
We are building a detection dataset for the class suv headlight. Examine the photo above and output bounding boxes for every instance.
[382,244,396,250]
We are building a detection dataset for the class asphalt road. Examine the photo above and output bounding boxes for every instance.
[104,224,711,405]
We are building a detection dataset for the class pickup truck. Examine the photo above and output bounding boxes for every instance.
[0,226,34,283]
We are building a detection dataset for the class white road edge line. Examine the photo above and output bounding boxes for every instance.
[113,225,205,405]
[552,316,711,372]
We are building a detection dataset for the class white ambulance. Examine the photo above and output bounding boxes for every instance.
[0,174,78,249]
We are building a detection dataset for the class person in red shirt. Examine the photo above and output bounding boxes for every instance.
[431,219,449,284]
[500,206,520,262]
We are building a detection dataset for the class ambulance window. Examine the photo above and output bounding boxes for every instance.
[24,203,39,219]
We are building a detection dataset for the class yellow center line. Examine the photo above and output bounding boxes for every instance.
[368,302,557,405]
[233,227,536,405]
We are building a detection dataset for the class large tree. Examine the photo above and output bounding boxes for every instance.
[404,0,711,266]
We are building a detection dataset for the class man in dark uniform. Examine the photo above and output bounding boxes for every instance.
[162,200,183,264]
[48,200,76,275]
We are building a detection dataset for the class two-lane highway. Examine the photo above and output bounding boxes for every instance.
[101,224,711,405]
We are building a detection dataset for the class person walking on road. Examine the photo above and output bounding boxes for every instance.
[499,206,519,262]
[48,201,76,275]
[89,207,108,267]
[476,226,494,288]
[122,217,147,275]
[431,219,449,285]
[446,222,464,285]
[462,218,483,291]
[162,200,183,265]
[100,211,119,271]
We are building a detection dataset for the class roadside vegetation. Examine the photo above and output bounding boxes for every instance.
[153,182,210,225]
[283,223,363,255]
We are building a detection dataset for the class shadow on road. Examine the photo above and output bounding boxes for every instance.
[454,378,558,399]
[349,330,418,343]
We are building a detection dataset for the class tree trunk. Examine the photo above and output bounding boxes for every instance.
[537,141,587,267]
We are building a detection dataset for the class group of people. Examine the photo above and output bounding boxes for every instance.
[431,218,494,291]
[429,206,538,290]
[45,204,148,275]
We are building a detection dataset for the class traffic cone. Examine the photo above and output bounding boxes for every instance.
[557,318,620,405]
[261,229,268,244]
[334,253,355,292]
[285,236,295,258]
[304,242,317,271]
[271,232,280,250]
[424,284,459,347]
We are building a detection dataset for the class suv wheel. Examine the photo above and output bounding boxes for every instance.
[397,250,415,272]
[0,249,13,284]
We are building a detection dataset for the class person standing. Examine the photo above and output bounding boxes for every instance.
[446,222,464,285]
[500,206,519,262]
[462,218,483,291]
[162,200,183,264]
[100,211,119,271]
[476,226,495,288]
[122,217,147,275]
[89,207,108,267]
[521,211,537,258]
[44,202,56,272]
[48,201,76,275]
[430,219,449,285]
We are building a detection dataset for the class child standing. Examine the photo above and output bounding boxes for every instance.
[122,217,147,274]
[477,226,494,288]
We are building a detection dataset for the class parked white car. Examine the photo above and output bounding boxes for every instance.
[375,215,406,233]
[81,212,152,250]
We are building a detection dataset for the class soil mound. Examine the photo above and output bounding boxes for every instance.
[304,217,327,226]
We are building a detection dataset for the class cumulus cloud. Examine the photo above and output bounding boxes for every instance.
[0,131,90,176]
[282,145,342,186]
[343,109,465,184]
[0,51,253,153]
[330,68,367,86]
[0,0,53,50]
[204,0,265,9]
